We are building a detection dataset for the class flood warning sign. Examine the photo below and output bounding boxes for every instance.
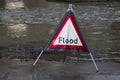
[48,11,88,51]
[54,18,83,46]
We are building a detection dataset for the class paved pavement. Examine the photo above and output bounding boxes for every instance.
[0,59,120,80]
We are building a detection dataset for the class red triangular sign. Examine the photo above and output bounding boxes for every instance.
[33,6,98,71]
[48,11,89,52]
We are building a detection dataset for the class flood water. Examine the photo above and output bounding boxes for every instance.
[0,0,120,60]
[0,0,120,80]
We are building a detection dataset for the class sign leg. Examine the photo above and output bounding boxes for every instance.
[89,52,99,72]
[33,50,44,66]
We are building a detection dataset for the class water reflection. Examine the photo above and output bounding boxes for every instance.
[1,0,46,10]
[7,24,27,38]
[0,23,52,47]
[5,0,25,9]
[109,22,120,52]
[22,0,47,8]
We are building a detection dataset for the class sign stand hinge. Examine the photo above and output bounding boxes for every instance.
[67,4,73,12]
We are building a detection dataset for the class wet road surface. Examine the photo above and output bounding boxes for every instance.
[0,59,120,80]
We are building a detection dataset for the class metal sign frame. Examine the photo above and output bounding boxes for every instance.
[33,4,99,72]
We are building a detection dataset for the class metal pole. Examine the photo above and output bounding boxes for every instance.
[89,52,99,72]
[33,50,44,66]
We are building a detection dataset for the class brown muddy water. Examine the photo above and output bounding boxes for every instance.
[0,0,120,60]
[0,0,120,80]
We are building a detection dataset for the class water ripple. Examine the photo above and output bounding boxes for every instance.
[0,3,120,25]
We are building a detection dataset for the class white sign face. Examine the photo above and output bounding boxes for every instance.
[54,18,83,46]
